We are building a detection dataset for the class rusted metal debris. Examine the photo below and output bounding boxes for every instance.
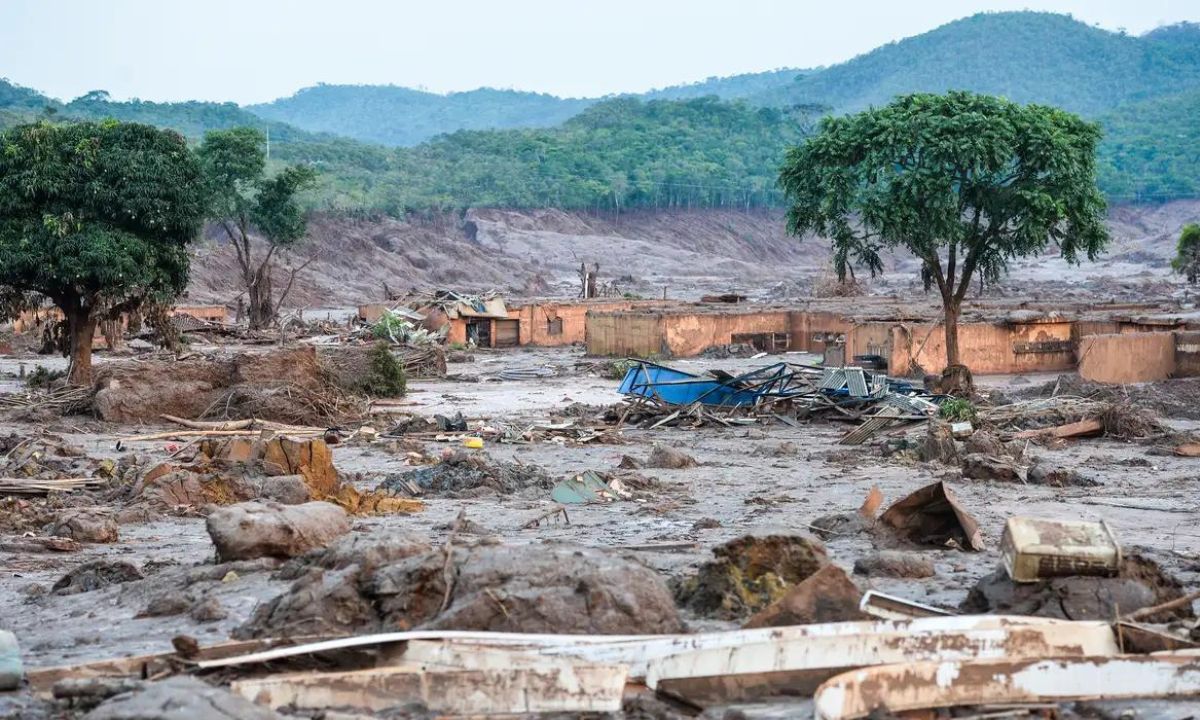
[813,655,1200,720]
[1001,516,1121,582]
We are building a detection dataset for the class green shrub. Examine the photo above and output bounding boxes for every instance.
[938,397,977,423]
[360,342,406,397]
[25,365,65,389]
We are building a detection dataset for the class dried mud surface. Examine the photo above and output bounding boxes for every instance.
[2,347,1200,718]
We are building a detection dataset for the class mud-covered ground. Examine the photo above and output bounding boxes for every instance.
[2,346,1200,717]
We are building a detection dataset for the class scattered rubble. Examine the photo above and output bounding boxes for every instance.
[378,450,555,498]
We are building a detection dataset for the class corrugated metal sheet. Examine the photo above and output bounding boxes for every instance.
[845,368,868,397]
[819,368,847,390]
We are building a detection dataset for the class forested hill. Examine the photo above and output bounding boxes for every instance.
[248,86,594,147]
[751,13,1200,116]
[247,70,808,147]
[248,12,1200,146]
[3,11,1200,212]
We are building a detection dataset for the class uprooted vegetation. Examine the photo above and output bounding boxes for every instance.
[87,344,436,427]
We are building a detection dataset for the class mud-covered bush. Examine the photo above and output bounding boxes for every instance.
[360,342,406,397]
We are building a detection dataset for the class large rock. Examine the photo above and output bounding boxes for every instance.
[84,676,281,720]
[239,538,683,637]
[961,555,1194,621]
[675,534,829,619]
[53,561,143,596]
[49,509,118,543]
[206,501,350,562]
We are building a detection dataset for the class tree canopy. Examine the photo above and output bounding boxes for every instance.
[779,91,1109,368]
[199,127,316,329]
[0,120,207,383]
[1172,223,1200,284]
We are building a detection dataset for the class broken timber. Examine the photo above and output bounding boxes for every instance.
[231,662,627,715]
[813,655,1200,720]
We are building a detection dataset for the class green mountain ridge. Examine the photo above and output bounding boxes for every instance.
[2,11,1200,211]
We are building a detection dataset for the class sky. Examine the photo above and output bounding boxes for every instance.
[1,0,1197,105]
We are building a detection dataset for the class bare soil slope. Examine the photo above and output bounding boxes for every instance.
[184,202,1200,309]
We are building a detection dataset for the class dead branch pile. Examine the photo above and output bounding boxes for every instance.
[0,386,93,415]
[1099,403,1172,441]
[980,397,1108,431]
[203,382,368,427]
[982,396,1172,441]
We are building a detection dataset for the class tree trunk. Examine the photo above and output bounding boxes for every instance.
[943,298,961,368]
[247,267,275,331]
[66,309,97,386]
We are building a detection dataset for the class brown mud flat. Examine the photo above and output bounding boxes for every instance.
[1,347,1200,718]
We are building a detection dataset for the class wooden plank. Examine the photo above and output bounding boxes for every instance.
[645,617,1117,705]
[813,656,1200,720]
[231,663,626,715]
[1012,418,1103,440]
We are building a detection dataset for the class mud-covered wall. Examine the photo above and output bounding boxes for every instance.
[890,321,1076,376]
[1175,332,1200,377]
[660,311,792,357]
[1079,332,1177,383]
[586,312,665,356]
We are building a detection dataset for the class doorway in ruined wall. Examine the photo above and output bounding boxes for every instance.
[467,318,492,347]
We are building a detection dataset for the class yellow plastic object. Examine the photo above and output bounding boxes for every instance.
[462,436,484,449]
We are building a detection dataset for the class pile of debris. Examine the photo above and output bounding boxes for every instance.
[125,435,422,515]
[378,450,555,499]
[614,359,940,434]
[0,432,118,496]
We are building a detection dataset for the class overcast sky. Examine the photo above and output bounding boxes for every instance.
[2,0,1197,105]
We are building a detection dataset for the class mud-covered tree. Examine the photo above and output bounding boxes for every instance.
[1172,224,1200,284]
[198,128,316,330]
[0,121,206,385]
[779,91,1109,372]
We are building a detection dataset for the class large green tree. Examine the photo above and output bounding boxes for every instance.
[198,127,316,330]
[779,91,1109,370]
[0,121,207,385]
[1172,223,1200,284]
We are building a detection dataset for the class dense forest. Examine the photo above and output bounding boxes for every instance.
[3,11,1200,213]
[750,13,1200,115]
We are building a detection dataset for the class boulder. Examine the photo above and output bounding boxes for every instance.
[83,676,282,720]
[206,501,350,562]
[962,555,1193,622]
[49,509,118,543]
[240,539,683,637]
[53,561,143,596]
